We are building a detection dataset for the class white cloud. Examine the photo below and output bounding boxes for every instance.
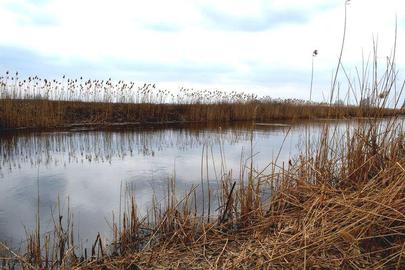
[0,0,404,101]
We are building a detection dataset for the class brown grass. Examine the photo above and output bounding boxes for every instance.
[1,68,403,131]
[0,97,401,131]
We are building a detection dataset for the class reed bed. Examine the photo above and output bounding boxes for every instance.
[0,72,402,130]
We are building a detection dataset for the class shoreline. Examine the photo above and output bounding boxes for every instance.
[1,98,402,132]
[1,113,402,134]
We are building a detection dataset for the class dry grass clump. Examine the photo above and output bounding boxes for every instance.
[70,117,403,270]
[82,180,404,269]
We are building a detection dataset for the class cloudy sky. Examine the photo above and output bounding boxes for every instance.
[0,0,404,101]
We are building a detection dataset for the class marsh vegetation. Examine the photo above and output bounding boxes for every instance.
[0,71,402,131]
[1,4,404,268]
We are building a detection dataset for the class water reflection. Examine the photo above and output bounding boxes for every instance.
[0,120,387,248]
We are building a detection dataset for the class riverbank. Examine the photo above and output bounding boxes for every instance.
[0,98,402,131]
[81,118,405,269]
[2,115,403,269]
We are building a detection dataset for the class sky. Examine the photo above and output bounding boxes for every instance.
[0,0,404,102]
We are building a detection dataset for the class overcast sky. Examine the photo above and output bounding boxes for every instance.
[0,0,404,101]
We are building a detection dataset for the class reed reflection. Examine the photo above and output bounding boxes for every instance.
[0,123,295,174]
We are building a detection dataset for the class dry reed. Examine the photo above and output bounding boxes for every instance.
[0,76,402,131]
